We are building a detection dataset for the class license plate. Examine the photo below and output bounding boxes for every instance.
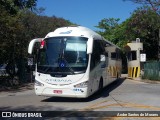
[53,90,62,94]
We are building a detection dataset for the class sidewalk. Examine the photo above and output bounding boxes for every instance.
[122,74,160,84]
[0,82,34,93]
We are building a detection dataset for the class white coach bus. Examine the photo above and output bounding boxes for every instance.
[28,26,122,98]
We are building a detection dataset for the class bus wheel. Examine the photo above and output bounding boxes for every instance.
[99,78,103,92]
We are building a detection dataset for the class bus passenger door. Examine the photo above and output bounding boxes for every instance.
[90,59,99,93]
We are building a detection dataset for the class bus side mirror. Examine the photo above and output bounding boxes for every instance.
[28,38,43,54]
[87,38,93,54]
[100,55,106,61]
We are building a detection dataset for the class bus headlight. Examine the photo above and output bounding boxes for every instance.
[74,81,88,88]
[35,80,44,86]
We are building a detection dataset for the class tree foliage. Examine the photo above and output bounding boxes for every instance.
[96,18,121,44]
[123,0,160,14]
[96,2,160,60]
[0,0,37,14]
[126,6,160,59]
[0,1,73,81]
[123,0,160,60]
[96,18,130,48]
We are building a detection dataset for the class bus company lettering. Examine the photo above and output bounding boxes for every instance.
[46,79,72,83]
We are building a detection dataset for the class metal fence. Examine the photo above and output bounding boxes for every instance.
[143,61,160,80]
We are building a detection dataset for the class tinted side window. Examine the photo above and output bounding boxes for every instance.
[90,40,105,70]
[111,50,121,60]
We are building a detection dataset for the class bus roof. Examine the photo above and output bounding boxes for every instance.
[45,26,120,49]
[45,26,102,39]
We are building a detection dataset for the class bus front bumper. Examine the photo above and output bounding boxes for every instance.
[35,86,89,98]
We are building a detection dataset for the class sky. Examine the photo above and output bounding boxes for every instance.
[37,0,141,30]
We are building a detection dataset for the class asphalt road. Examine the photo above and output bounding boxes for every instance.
[0,77,160,120]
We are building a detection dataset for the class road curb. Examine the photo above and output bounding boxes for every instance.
[129,77,160,84]
[121,74,160,84]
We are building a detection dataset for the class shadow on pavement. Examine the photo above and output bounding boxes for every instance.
[42,77,126,103]
[0,83,34,93]
[0,78,128,120]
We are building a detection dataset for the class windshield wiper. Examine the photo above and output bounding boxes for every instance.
[44,67,50,73]
[37,65,51,74]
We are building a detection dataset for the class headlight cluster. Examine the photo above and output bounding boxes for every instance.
[74,81,88,88]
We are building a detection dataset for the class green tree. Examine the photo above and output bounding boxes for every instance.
[123,0,160,14]
[95,18,120,44]
[0,0,37,15]
[126,6,160,60]
[95,17,131,49]
[96,6,160,60]
[123,0,160,60]
[0,1,73,82]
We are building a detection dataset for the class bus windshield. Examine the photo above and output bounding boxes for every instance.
[37,37,88,75]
